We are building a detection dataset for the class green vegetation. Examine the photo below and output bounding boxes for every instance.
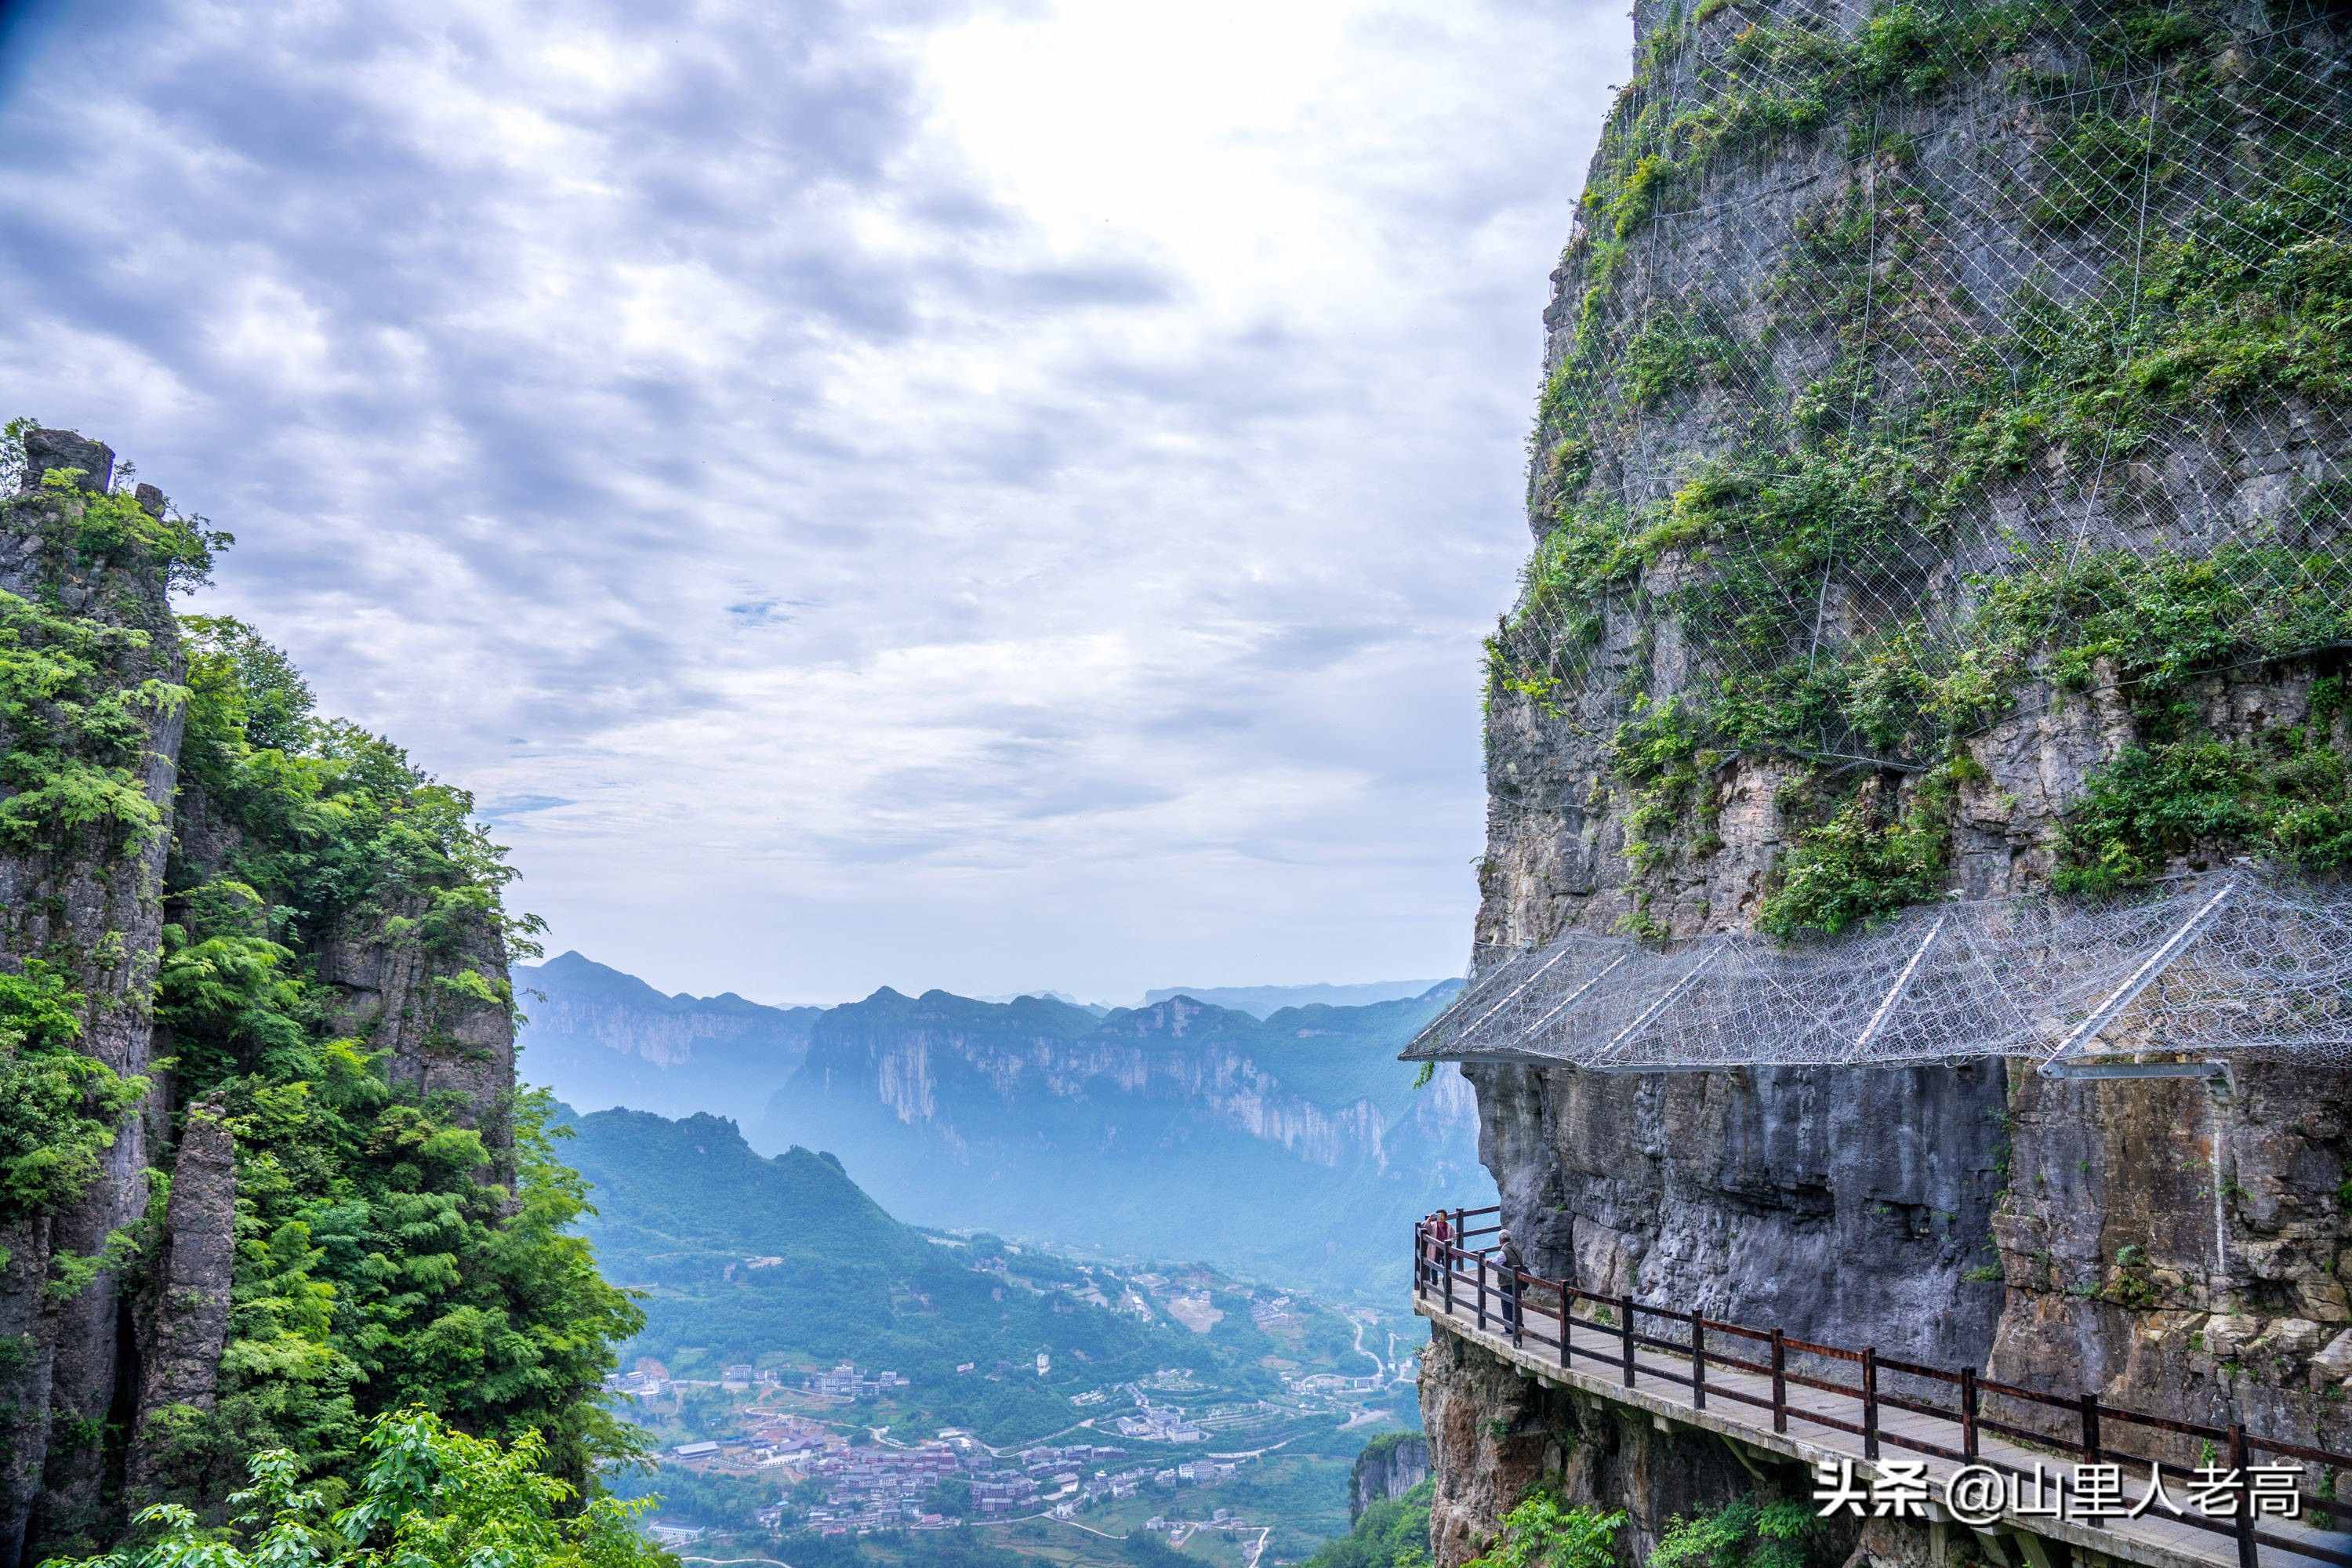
[0,476,208,1260]
[0,457,219,858]
[0,963,147,1219]
[0,430,646,1552]
[125,617,642,1506]
[1189,1452,1360,1561]
[1299,1476,1432,1568]
[1485,0,2352,938]
[608,1461,779,1529]
[1464,1490,1621,1568]
[563,1108,1354,1444]
[1755,776,1953,939]
[1646,1497,1820,1568]
[2050,683,2352,894]
[776,1531,1040,1568]
[0,590,178,853]
[3,423,232,586]
[50,1410,662,1568]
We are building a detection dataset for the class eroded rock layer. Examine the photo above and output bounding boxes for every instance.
[0,436,532,1563]
[1428,0,2352,1557]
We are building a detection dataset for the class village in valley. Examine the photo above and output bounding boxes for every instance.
[607,1256,1421,1563]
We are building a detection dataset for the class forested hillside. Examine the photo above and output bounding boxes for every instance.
[517,961,1490,1300]
[0,430,646,1566]
[559,1107,1383,1445]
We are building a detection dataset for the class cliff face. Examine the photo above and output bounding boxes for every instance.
[1348,1432,1432,1523]
[511,950,822,1119]
[758,985,1490,1296]
[1469,1059,2008,1370]
[0,433,533,1563]
[0,430,188,1560]
[1430,1,2352,1559]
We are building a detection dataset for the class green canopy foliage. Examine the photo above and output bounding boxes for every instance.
[130,619,642,1504]
[1298,1475,1434,1568]
[1464,1490,1621,1568]
[0,964,146,1222]
[47,1409,667,1568]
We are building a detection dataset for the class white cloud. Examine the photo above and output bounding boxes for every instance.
[0,0,1624,1003]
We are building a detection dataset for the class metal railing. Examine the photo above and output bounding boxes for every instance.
[1413,1210,2352,1568]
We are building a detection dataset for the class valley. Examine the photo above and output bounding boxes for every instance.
[557,1106,1427,1564]
[522,957,1494,1303]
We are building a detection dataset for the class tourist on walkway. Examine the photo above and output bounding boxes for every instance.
[1494,1228,1525,1337]
[1426,1211,1453,1290]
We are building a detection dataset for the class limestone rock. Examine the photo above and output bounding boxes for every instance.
[0,435,535,1560]
[1348,1435,1430,1522]
[2204,1315,2259,1362]
[125,1101,236,1501]
[1441,0,2352,1556]
[1421,1328,1873,1568]
[16,428,113,493]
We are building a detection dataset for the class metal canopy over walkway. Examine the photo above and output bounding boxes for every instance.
[1399,872,2352,1076]
[1414,1211,2352,1568]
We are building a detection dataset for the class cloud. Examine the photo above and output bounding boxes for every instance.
[476,793,577,822]
[0,0,1626,1003]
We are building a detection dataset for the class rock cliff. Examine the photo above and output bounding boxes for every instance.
[1428,2,2352,1562]
[0,433,542,1563]
[1350,1431,1432,1523]
[511,949,822,1119]
[757,983,1490,1297]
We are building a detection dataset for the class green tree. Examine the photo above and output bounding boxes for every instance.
[1466,1490,1623,1568]
[1298,1475,1433,1568]
[1646,1497,1817,1568]
[51,1410,668,1568]
[130,618,641,1503]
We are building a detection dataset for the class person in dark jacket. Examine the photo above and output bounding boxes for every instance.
[1494,1228,1526,1337]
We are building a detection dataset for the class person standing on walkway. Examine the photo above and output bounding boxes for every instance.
[1495,1228,1526,1336]
[1427,1211,1453,1291]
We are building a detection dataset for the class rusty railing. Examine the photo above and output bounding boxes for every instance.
[1413,1210,2351,1568]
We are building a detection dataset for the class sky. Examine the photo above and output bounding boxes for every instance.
[0,0,1623,1005]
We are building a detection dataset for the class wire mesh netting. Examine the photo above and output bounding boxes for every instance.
[1444,1,2352,1070]
[1403,869,2352,1072]
[1494,0,2352,771]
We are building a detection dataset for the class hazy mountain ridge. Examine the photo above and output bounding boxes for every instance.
[761,983,1485,1297]
[516,951,826,1118]
[515,963,1488,1300]
[1141,979,1455,1018]
[554,1106,1390,1445]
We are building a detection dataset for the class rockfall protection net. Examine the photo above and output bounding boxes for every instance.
[1400,869,2352,1073]
[1445,2,2352,1073]
[1491,0,2352,768]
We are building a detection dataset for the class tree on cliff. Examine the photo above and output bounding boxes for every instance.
[51,1410,667,1568]
[0,434,647,1559]
[134,615,648,1498]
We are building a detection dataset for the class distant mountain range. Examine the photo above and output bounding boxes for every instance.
[1138,979,1456,1018]
[516,952,825,1119]
[516,957,1491,1301]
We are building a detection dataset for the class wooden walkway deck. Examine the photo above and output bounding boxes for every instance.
[1412,1217,2351,1568]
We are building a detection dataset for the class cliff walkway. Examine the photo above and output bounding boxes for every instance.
[1414,1211,2350,1568]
